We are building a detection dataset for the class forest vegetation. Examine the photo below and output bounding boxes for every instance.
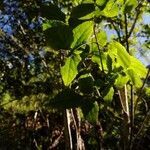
[0,0,150,149]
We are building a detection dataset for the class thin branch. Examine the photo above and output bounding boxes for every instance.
[1,28,51,81]
[118,85,130,149]
[134,68,150,113]
[18,20,26,35]
[0,29,30,55]
[64,109,73,150]
[0,99,20,107]
[109,19,122,43]
[93,22,104,72]
[127,3,142,38]
[133,109,150,142]
[49,128,64,150]
[118,87,129,116]
[129,84,134,150]
[120,2,143,45]
[124,13,129,53]
[142,98,148,112]
[71,109,85,150]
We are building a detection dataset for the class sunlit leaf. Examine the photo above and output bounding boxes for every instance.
[124,0,138,13]
[96,0,108,8]
[61,54,81,86]
[145,87,150,97]
[126,68,142,88]
[115,74,129,88]
[42,20,66,31]
[97,31,107,47]
[92,53,108,71]
[109,42,131,68]
[100,0,119,17]
[71,21,93,49]
[103,87,114,103]
[107,55,113,73]
[129,56,147,78]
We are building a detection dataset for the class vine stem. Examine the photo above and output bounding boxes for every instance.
[124,13,129,53]
[134,68,150,113]
[64,109,73,150]
[82,61,104,149]
[108,19,122,43]
[133,109,150,142]
[129,84,134,149]
[118,85,130,150]
[71,109,85,150]
[93,22,104,72]
[127,2,142,39]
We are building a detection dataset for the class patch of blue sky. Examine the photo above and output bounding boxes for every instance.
[143,13,150,24]
[3,24,13,34]
[139,13,150,66]
[29,23,35,30]
[0,14,14,35]
[28,54,35,62]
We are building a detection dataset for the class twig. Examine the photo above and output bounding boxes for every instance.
[64,109,73,150]
[82,62,102,98]
[71,108,85,150]
[124,13,129,53]
[132,109,150,142]
[134,68,150,113]
[118,86,129,116]
[142,98,148,112]
[93,22,104,72]
[0,29,30,55]
[0,99,20,107]
[49,128,64,149]
[129,84,134,149]
[109,19,122,43]
[127,3,142,38]
[118,85,130,149]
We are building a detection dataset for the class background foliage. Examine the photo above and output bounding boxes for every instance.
[0,0,150,149]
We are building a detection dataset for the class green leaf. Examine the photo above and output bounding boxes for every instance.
[69,18,85,28]
[124,0,138,13]
[70,3,95,20]
[126,68,142,88]
[96,0,108,8]
[49,89,84,109]
[69,3,94,27]
[81,101,99,124]
[92,53,111,72]
[109,42,131,68]
[129,56,147,78]
[100,0,119,17]
[42,20,66,31]
[82,0,93,3]
[107,55,113,73]
[97,31,107,47]
[44,25,73,50]
[115,74,129,89]
[145,87,150,97]
[71,21,93,49]
[40,4,65,21]
[79,75,94,94]
[61,54,81,86]
[103,87,114,103]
